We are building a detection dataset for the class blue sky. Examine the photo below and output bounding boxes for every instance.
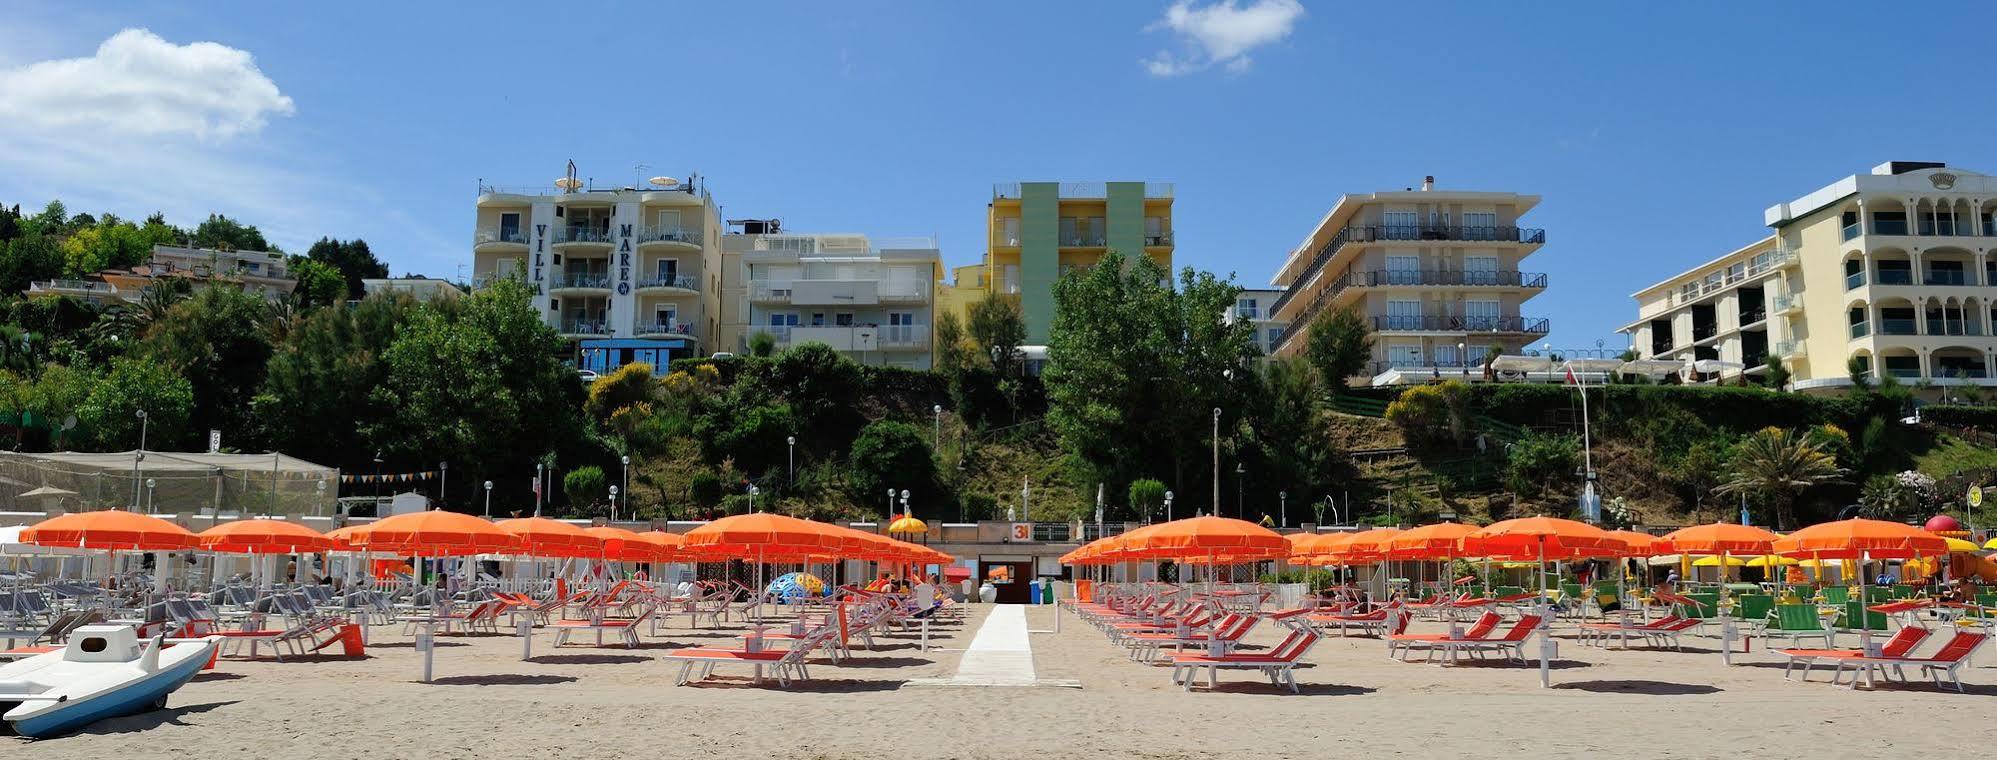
[2,1,1993,350]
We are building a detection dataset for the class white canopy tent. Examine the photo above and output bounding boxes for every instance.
[0,450,340,515]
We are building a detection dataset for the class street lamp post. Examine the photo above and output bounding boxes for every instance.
[1211,407,1221,517]
[886,487,895,518]
[314,480,326,517]
[1458,341,1468,378]
[619,455,630,521]
[372,451,384,508]
[786,436,796,484]
[747,485,760,513]
[534,463,544,517]
[483,480,494,517]
[1234,463,1245,519]
[899,489,911,517]
[145,478,156,513]
[439,461,448,506]
[1280,491,1287,528]
[608,485,619,522]
[1164,491,1174,522]
[130,409,149,508]
[932,404,943,453]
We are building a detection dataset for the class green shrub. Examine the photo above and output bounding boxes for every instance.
[1924,404,1997,430]
[847,420,937,515]
[1385,384,1451,443]
[562,465,607,513]
[1505,432,1580,500]
[1127,478,1166,521]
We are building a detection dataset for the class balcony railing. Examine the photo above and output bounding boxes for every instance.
[1846,272,1867,290]
[1772,294,1799,312]
[1369,315,1550,334]
[474,228,529,246]
[1872,220,1910,236]
[553,272,611,290]
[1691,323,1718,341]
[1924,270,1971,286]
[991,182,1174,200]
[1369,359,1484,375]
[1060,236,1107,247]
[1879,318,1919,336]
[552,226,614,245]
[751,324,929,350]
[1777,340,1806,357]
[636,274,698,291]
[1849,321,1870,339]
[1349,269,1548,288]
[636,226,703,247]
[1875,269,1915,286]
[1927,320,1984,337]
[559,320,610,336]
[1842,222,1862,241]
[1739,309,1766,326]
[30,279,119,295]
[632,321,698,339]
[1267,223,1547,351]
[1940,365,1990,378]
[1145,232,1175,246]
[1885,366,1922,379]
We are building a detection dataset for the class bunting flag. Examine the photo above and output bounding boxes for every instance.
[339,471,438,484]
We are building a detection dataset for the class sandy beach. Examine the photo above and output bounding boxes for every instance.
[7,604,1990,759]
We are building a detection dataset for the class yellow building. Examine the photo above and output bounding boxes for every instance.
[1623,161,1997,392]
[982,182,1174,343]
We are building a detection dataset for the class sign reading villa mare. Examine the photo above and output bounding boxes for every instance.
[532,223,548,284]
[616,223,633,295]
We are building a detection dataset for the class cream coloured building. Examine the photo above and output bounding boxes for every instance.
[470,175,722,374]
[1265,177,1550,384]
[718,221,943,369]
[1623,162,1997,391]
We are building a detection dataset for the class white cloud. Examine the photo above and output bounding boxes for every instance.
[1141,0,1304,77]
[0,28,294,139]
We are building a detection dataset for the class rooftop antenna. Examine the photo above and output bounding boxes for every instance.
[555,160,582,193]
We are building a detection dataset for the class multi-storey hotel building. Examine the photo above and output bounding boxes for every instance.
[1623,162,1997,391]
[1266,177,1550,384]
[470,175,721,374]
[1227,288,1291,359]
[721,225,942,369]
[974,181,1175,343]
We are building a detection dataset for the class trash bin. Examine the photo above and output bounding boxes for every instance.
[1027,580,1041,605]
[1040,581,1053,605]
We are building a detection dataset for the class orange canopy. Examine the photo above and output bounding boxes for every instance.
[632,530,687,561]
[325,525,366,552]
[1336,528,1403,562]
[1659,522,1778,556]
[1772,518,1949,560]
[1603,530,1666,557]
[1463,516,1619,560]
[349,510,518,557]
[581,526,663,562]
[1387,522,1477,559]
[496,517,604,558]
[23,510,197,551]
[197,519,334,554]
[683,513,846,559]
[1130,516,1288,560]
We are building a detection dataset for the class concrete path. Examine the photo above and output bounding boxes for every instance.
[906,605,1077,688]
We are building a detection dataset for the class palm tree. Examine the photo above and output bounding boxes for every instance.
[1715,427,1845,529]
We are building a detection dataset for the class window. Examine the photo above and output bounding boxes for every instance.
[655,209,682,231]
[1386,299,1421,330]
[655,306,677,327]
[655,258,678,283]
[1388,343,1424,367]
[835,313,854,327]
[1463,212,1496,239]
[1464,255,1498,285]
[769,313,799,326]
[1433,343,1459,366]
[1383,210,1419,238]
[889,312,915,326]
[1466,299,1500,330]
[1266,326,1283,348]
[1841,211,1861,240]
[1871,211,1908,236]
[998,217,1020,246]
[499,212,521,239]
[1385,256,1420,285]
[1237,298,1259,319]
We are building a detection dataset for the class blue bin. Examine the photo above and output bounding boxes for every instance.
[1027,580,1041,605]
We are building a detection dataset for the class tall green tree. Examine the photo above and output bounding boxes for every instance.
[139,285,275,448]
[77,357,193,451]
[1715,427,1846,529]
[563,466,608,515]
[934,310,974,375]
[362,279,585,501]
[847,420,937,518]
[1302,306,1373,393]
[192,214,274,252]
[967,295,1026,372]
[305,237,388,299]
[288,258,347,309]
[1044,250,1258,519]
[253,292,424,468]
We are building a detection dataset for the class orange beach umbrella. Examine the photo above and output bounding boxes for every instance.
[1771,518,1948,560]
[1660,522,1779,556]
[496,517,603,558]
[349,510,518,556]
[23,509,197,551]
[197,519,334,554]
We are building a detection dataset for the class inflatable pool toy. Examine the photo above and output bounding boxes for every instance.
[765,572,827,602]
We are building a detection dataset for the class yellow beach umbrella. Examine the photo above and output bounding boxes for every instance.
[1984,537,1997,551]
[1943,537,1979,553]
[1692,556,1747,567]
[1744,555,1798,568]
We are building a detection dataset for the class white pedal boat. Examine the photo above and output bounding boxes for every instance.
[1,625,220,739]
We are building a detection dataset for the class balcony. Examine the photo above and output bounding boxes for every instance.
[551,272,611,292]
[1772,294,1802,315]
[1875,269,1915,286]
[1691,323,1718,342]
[1059,235,1107,248]
[1879,318,1919,336]
[1739,309,1767,327]
[1369,359,1482,375]
[635,274,699,292]
[991,182,1173,200]
[1924,270,1972,286]
[552,226,614,246]
[1849,321,1870,339]
[1369,315,1550,334]
[559,320,610,337]
[636,226,703,248]
[1776,340,1806,358]
[1350,269,1548,289]
[1845,272,1866,290]
[632,321,699,340]
[28,279,125,302]
[749,280,927,306]
[474,228,529,248]
[753,324,929,351]
[1266,223,1548,351]
[1145,232,1175,246]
